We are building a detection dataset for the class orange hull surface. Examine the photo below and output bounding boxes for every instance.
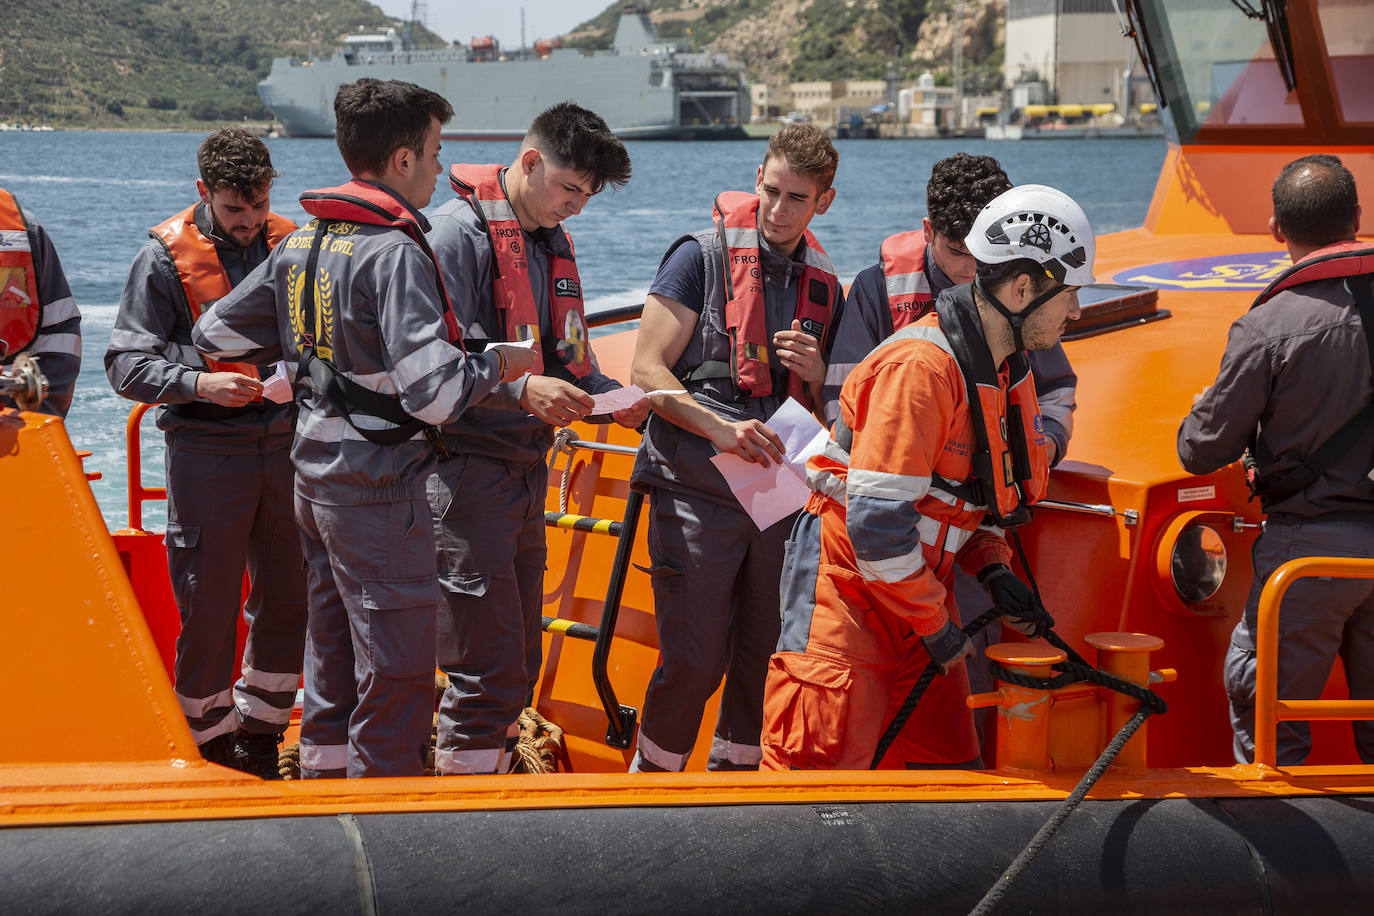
[5,16,1374,916]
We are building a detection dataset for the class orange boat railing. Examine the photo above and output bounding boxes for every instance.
[124,401,165,531]
[1253,556,1374,768]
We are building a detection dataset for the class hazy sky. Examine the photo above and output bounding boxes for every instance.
[373,0,615,48]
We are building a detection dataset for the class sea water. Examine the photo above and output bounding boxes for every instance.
[0,130,1165,529]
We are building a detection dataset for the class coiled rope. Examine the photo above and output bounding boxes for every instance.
[549,426,578,514]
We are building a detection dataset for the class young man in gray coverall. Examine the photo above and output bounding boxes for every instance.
[628,124,845,772]
[1179,154,1374,766]
[106,129,305,776]
[194,80,534,778]
[0,191,81,418]
[425,102,644,774]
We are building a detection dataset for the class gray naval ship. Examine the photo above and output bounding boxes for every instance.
[257,4,750,140]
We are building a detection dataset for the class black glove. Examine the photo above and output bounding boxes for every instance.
[980,564,1054,639]
[920,619,975,674]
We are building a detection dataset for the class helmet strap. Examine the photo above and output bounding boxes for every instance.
[975,275,1066,351]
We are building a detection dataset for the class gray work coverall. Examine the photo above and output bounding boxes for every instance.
[194,196,506,778]
[0,205,81,418]
[1179,269,1374,765]
[105,202,306,747]
[426,191,621,774]
[629,228,845,772]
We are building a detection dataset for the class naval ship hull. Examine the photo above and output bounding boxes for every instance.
[257,11,750,141]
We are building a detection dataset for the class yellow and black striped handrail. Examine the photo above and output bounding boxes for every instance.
[541,616,600,641]
[544,511,622,537]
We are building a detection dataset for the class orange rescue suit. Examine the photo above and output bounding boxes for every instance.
[449,163,592,378]
[761,297,1049,770]
[150,203,296,381]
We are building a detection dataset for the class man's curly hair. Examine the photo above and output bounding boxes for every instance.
[197,128,280,197]
[926,153,1011,241]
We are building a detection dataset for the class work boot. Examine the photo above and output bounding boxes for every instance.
[198,732,237,768]
[233,731,285,780]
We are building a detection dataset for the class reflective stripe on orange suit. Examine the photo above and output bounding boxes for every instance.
[761,314,1046,769]
[150,203,296,380]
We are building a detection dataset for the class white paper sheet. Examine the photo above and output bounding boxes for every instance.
[592,385,648,414]
[708,397,830,531]
[260,362,292,404]
[591,386,689,414]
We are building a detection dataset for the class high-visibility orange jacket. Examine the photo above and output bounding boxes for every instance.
[806,294,1049,635]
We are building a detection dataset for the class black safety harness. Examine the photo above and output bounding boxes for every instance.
[294,218,431,446]
[936,289,1039,528]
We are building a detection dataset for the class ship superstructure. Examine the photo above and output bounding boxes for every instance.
[257,5,749,140]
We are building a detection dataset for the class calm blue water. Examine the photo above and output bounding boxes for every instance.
[0,131,1166,529]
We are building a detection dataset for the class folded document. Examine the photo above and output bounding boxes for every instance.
[708,397,829,531]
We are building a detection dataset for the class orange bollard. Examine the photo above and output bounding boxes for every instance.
[967,643,1067,773]
[1084,632,1176,769]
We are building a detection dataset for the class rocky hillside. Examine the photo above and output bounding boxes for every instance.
[0,0,444,128]
[568,0,1005,89]
[0,0,1003,130]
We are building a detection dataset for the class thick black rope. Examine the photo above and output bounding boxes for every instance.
[969,707,1154,916]
[866,530,1168,908]
[868,608,1002,769]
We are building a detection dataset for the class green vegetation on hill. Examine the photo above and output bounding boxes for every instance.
[0,0,443,129]
[1,0,1001,130]
[565,1,1000,88]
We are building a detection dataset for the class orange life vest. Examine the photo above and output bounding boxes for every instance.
[0,189,40,359]
[879,230,935,331]
[1252,241,1374,307]
[150,203,296,382]
[713,190,837,407]
[298,179,462,345]
[448,164,592,378]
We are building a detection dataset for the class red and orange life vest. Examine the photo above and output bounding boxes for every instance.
[150,203,296,381]
[1252,240,1374,308]
[449,164,592,378]
[298,180,462,345]
[713,190,837,407]
[879,230,936,331]
[0,189,40,359]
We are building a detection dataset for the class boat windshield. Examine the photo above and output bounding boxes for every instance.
[1142,0,1298,139]
[1134,0,1374,144]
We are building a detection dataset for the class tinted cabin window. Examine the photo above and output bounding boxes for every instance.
[1319,0,1374,124]
[1146,0,1303,140]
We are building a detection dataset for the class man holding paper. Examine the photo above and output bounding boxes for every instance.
[106,128,306,778]
[627,124,845,772]
[424,102,646,775]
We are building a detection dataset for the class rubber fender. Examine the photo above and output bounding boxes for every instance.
[4,797,1374,914]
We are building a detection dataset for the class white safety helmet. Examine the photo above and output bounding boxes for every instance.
[965,184,1096,286]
